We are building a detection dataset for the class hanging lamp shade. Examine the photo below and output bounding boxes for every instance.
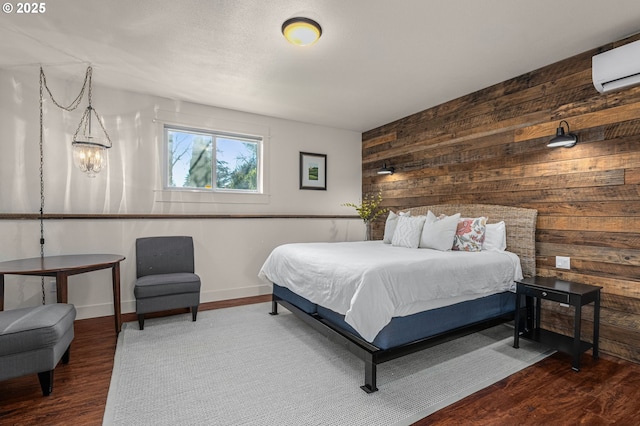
[72,102,112,177]
[282,17,322,46]
[72,138,107,177]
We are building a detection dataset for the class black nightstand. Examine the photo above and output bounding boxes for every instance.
[513,276,602,371]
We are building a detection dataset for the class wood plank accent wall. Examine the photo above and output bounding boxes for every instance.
[362,35,640,364]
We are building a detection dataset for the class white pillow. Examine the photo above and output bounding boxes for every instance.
[419,212,461,251]
[391,215,426,248]
[483,221,507,251]
[382,210,410,244]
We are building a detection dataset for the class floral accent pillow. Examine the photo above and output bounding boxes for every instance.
[452,217,487,252]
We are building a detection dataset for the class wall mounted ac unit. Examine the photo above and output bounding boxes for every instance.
[592,39,640,93]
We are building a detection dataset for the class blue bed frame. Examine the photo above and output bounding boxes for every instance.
[268,204,537,393]
[270,283,517,393]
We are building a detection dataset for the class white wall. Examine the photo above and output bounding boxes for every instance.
[0,66,363,319]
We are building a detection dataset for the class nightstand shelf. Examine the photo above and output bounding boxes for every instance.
[513,276,602,371]
[520,328,593,356]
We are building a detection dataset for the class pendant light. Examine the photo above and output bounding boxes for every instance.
[71,67,112,177]
[40,66,113,177]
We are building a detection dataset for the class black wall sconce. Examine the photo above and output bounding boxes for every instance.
[547,120,577,148]
[377,163,394,175]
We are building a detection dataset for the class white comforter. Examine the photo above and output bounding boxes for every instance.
[258,241,523,342]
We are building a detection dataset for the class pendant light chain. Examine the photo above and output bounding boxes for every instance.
[38,66,93,304]
[72,68,112,148]
[39,68,46,305]
[40,66,91,112]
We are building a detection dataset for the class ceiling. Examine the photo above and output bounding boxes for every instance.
[2,0,640,132]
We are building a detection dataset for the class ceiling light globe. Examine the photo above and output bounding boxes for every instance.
[282,18,322,46]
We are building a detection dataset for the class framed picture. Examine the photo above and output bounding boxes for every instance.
[299,152,327,190]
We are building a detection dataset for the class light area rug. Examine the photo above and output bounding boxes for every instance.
[103,302,553,426]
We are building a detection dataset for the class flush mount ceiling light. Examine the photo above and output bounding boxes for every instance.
[282,17,322,46]
[547,120,578,148]
[377,163,395,175]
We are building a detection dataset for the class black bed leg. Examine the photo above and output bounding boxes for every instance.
[269,298,279,315]
[361,358,378,393]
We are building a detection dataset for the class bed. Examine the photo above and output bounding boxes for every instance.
[259,204,537,392]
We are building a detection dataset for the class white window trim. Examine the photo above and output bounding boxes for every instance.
[154,110,271,205]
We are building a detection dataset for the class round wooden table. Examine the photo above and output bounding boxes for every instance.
[0,254,126,333]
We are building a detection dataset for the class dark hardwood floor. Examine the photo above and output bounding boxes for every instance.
[1,296,639,425]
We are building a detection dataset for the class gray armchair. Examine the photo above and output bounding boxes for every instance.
[134,236,201,330]
[0,303,76,396]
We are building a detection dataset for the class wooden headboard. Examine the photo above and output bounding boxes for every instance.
[404,204,538,278]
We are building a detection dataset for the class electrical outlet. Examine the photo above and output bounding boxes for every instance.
[555,256,571,270]
[49,280,57,293]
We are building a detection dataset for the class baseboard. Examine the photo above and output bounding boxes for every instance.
[74,283,273,320]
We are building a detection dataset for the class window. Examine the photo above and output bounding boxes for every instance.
[165,126,262,193]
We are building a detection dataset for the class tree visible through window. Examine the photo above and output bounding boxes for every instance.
[166,127,260,192]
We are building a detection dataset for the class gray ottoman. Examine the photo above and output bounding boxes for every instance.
[0,303,76,396]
